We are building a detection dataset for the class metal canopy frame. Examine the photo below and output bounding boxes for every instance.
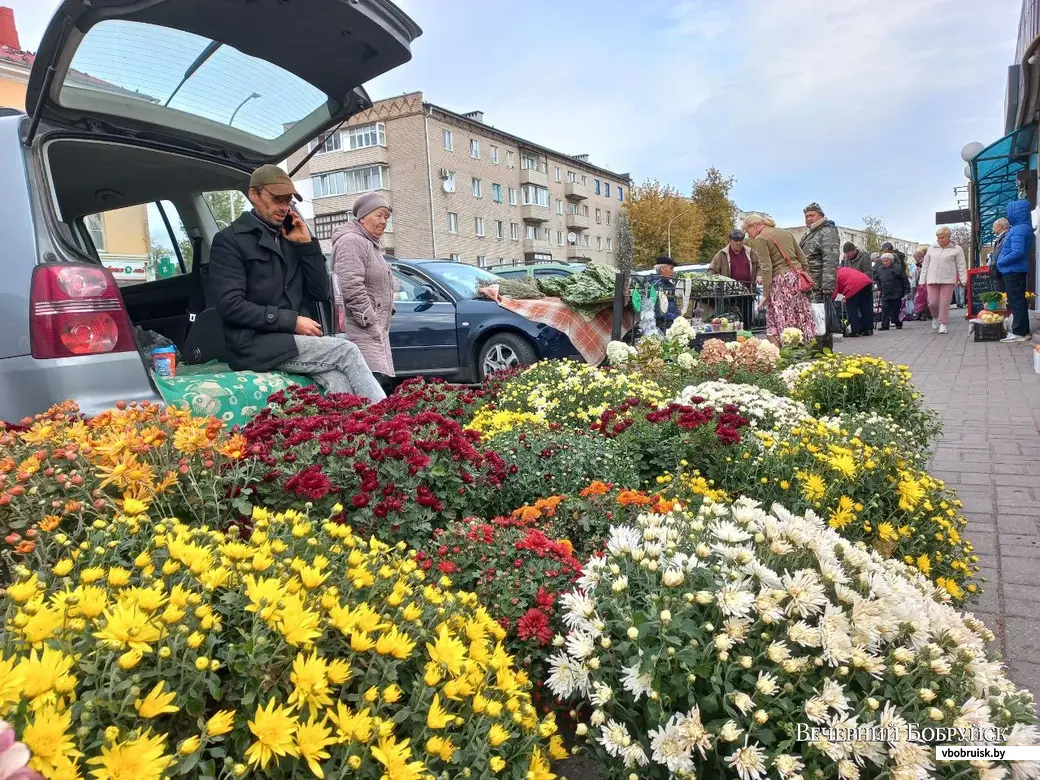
[971,122,1037,256]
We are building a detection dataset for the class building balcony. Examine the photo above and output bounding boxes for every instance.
[567,248,593,261]
[566,213,590,231]
[565,181,589,200]
[522,238,553,255]
[309,144,390,173]
[520,204,550,223]
[519,167,549,187]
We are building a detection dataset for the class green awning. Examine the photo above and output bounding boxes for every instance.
[971,122,1037,255]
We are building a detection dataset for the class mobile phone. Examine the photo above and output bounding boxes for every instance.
[282,211,295,232]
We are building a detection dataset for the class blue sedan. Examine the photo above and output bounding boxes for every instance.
[387,259,580,382]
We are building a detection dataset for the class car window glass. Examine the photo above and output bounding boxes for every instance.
[83,201,192,287]
[393,270,439,302]
[203,191,250,230]
[534,269,569,277]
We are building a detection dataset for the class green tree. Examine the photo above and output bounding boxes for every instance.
[863,215,888,253]
[204,190,249,229]
[691,167,736,263]
[624,179,704,269]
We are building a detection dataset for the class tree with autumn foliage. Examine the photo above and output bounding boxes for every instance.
[624,179,704,269]
[692,167,737,264]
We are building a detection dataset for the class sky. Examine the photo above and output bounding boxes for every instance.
[8,0,1022,242]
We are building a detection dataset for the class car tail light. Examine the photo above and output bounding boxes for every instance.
[29,263,136,360]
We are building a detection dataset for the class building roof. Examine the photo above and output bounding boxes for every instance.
[426,100,631,184]
[0,45,158,102]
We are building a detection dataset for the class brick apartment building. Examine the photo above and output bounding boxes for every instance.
[286,92,632,267]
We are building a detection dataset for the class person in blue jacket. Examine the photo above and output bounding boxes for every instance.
[996,199,1035,343]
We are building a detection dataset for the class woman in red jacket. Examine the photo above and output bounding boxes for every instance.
[834,266,874,337]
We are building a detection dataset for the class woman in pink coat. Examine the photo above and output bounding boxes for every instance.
[331,193,395,382]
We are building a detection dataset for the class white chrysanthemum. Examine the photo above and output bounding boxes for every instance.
[649,720,695,774]
[718,720,744,743]
[726,741,768,780]
[565,631,596,660]
[622,743,650,768]
[731,691,755,715]
[674,707,712,758]
[677,351,697,370]
[1008,723,1040,780]
[590,681,614,707]
[597,719,633,759]
[805,696,829,724]
[773,753,805,779]
[888,741,933,779]
[606,340,636,365]
[620,662,654,701]
[606,525,643,558]
[675,381,811,431]
[717,581,756,618]
[755,671,779,697]
[819,679,850,713]
[711,519,753,544]
[559,590,596,631]
[546,651,589,698]
[783,569,829,618]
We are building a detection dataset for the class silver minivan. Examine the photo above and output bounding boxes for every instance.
[0,0,420,422]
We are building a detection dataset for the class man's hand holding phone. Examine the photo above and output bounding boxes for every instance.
[294,316,322,337]
[282,210,312,244]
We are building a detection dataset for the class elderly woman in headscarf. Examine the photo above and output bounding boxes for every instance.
[743,213,816,343]
[331,192,396,386]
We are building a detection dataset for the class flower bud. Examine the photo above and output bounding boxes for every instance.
[627,626,639,640]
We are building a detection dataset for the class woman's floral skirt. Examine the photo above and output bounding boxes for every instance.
[767,270,817,342]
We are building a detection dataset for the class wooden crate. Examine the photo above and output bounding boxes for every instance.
[974,322,1005,342]
[694,330,737,349]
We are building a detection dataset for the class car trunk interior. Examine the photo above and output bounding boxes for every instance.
[44,137,249,351]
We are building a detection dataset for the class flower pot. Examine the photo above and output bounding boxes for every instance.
[985,300,1001,311]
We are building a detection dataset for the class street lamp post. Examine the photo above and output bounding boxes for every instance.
[229,92,261,127]
[666,208,693,259]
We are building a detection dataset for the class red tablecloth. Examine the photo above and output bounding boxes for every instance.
[479,286,632,365]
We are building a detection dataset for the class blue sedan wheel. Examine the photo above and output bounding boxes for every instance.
[479,333,537,379]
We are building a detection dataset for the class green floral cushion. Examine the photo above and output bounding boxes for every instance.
[152,362,317,428]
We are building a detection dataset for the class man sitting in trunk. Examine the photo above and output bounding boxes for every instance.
[208,165,386,402]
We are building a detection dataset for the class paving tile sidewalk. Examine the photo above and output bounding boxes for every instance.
[837,319,1040,698]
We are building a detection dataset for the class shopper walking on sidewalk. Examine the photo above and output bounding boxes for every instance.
[873,253,911,330]
[996,199,1035,344]
[834,266,874,337]
[921,227,967,335]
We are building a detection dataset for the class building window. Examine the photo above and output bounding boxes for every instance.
[347,122,386,150]
[582,175,588,186]
[555,167,562,183]
[449,253,461,261]
[606,210,612,226]
[597,236,603,250]
[541,228,549,242]
[557,199,564,216]
[443,129,454,151]
[314,211,351,240]
[607,237,613,252]
[521,153,542,171]
[526,225,538,240]
[510,222,520,240]
[508,187,518,206]
[444,171,456,193]
[311,131,342,154]
[582,204,589,216]
[470,139,480,159]
[557,230,564,246]
[594,179,601,195]
[477,255,487,267]
[567,170,576,183]
[490,145,499,164]
[312,165,389,198]
[475,217,485,237]
[447,212,458,234]
[506,150,515,168]
[496,220,504,239]
[492,183,503,203]
[567,202,576,216]
[595,208,602,223]
[85,213,106,251]
[521,185,550,208]
[618,186,624,201]
[604,183,611,198]
[472,178,482,198]
[583,234,590,247]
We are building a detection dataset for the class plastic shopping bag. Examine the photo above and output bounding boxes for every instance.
[811,303,828,336]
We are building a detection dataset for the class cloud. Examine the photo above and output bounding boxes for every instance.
[14,0,1024,240]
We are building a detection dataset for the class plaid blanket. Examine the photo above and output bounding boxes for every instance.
[479,285,632,365]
